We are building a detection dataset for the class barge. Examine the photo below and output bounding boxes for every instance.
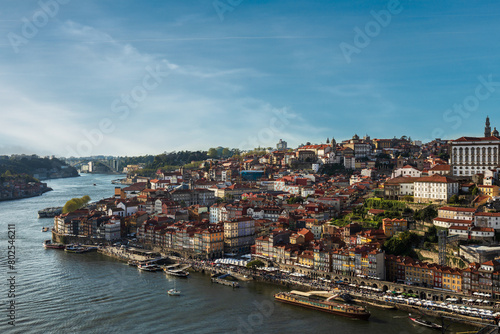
[274,291,370,320]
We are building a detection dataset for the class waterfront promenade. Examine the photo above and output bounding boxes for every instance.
[96,245,500,328]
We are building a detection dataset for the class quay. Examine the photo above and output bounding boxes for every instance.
[211,274,240,288]
[186,260,500,329]
[97,246,162,263]
[78,245,500,329]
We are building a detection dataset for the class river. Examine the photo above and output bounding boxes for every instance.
[0,174,472,333]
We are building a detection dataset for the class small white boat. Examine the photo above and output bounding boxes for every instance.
[168,288,181,296]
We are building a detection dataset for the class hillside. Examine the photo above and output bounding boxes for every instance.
[0,155,79,180]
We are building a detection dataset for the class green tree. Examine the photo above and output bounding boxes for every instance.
[449,194,459,204]
[471,186,479,197]
[221,148,230,158]
[208,148,218,158]
[414,206,437,222]
[426,225,438,243]
[383,232,420,256]
[62,195,91,214]
[246,259,265,269]
[287,196,304,204]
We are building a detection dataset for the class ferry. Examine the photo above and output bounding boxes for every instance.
[43,239,65,249]
[274,291,370,320]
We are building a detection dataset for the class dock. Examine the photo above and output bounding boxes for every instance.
[211,274,240,288]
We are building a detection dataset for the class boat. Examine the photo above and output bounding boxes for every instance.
[41,227,50,232]
[408,314,442,330]
[42,239,65,249]
[274,291,371,320]
[64,245,90,253]
[38,207,63,218]
[168,288,181,296]
[138,264,162,272]
[164,268,189,278]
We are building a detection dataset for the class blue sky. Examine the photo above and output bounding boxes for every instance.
[1,0,500,157]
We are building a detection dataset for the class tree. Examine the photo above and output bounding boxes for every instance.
[246,259,265,269]
[426,225,438,243]
[208,148,218,158]
[287,196,304,204]
[62,195,91,214]
[383,232,420,256]
[414,206,437,222]
[449,194,459,204]
[221,148,230,158]
[471,186,479,197]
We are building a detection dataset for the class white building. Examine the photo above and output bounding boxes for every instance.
[449,225,494,239]
[413,175,459,203]
[450,136,500,177]
[475,212,500,230]
[391,165,422,178]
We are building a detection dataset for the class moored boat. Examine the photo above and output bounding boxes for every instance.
[38,207,63,218]
[408,314,442,330]
[64,245,90,253]
[43,239,65,249]
[274,291,370,320]
[138,264,162,272]
[164,269,189,278]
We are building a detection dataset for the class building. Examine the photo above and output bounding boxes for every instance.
[450,118,500,177]
[437,206,476,220]
[383,177,418,200]
[276,139,287,151]
[413,174,459,203]
[224,217,256,254]
[382,218,408,237]
[475,212,500,230]
[391,165,422,178]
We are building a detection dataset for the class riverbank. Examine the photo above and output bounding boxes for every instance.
[0,186,52,202]
[93,246,496,328]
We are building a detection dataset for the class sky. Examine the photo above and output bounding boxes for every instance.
[1,0,500,157]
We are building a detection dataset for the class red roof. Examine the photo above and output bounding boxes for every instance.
[415,174,457,183]
[438,206,476,213]
[453,136,500,142]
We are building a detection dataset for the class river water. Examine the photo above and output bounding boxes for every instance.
[0,174,472,333]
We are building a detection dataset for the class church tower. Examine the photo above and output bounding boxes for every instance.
[485,116,492,137]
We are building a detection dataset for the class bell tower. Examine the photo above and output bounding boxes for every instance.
[485,116,492,137]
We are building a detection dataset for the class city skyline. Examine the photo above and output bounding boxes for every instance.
[1,0,500,157]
